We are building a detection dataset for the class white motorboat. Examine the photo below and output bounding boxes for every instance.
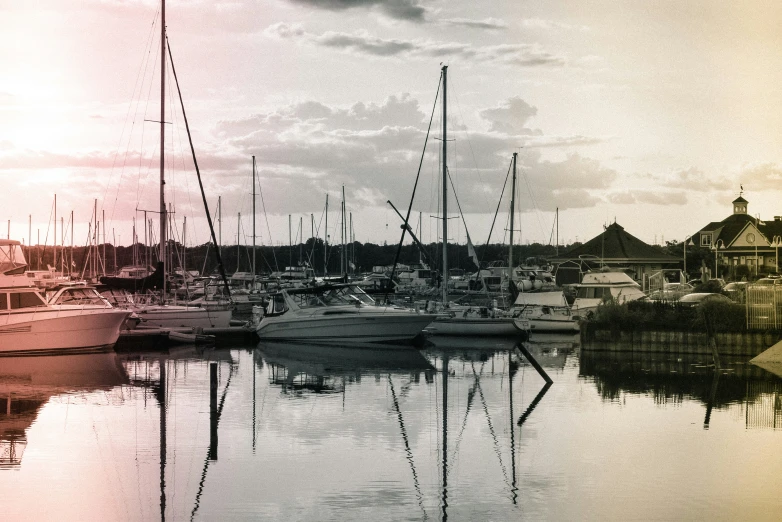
[572,270,647,313]
[0,240,130,356]
[255,283,435,345]
[512,291,580,333]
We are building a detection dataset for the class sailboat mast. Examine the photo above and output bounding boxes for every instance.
[159,0,167,296]
[441,65,448,304]
[53,194,57,271]
[509,152,517,276]
[324,194,329,276]
[252,156,256,279]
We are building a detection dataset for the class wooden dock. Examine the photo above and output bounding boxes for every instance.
[115,325,258,351]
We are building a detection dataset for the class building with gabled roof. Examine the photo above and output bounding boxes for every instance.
[550,222,680,285]
[693,194,782,278]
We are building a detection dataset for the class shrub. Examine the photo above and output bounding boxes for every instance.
[586,299,746,333]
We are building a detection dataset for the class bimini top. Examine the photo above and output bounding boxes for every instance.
[0,240,28,275]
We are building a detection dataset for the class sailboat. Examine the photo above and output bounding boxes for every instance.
[423,66,527,338]
[107,0,232,330]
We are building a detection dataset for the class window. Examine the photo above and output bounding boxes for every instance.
[9,291,46,309]
[0,293,7,310]
[701,234,712,246]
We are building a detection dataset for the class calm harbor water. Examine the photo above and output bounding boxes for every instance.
[2,335,782,521]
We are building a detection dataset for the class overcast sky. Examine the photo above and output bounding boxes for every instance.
[2,0,782,252]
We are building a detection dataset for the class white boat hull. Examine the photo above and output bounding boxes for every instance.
[0,309,130,356]
[519,316,580,333]
[257,309,435,344]
[135,306,232,329]
[425,316,526,337]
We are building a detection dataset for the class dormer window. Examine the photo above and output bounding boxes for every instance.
[701,233,712,246]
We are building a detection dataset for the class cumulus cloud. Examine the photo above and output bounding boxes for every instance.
[479,97,540,134]
[265,24,566,66]
[285,0,427,22]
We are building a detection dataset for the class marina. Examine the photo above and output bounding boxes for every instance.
[4,0,782,520]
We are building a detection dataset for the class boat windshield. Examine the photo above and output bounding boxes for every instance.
[51,288,109,306]
[294,285,376,308]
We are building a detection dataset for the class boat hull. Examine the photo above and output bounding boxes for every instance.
[520,317,580,333]
[257,310,435,344]
[135,306,232,329]
[425,316,526,337]
[0,309,130,356]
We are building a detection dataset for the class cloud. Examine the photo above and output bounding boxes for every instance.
[441,18,507,30]
[648,166,732,192]
[265,24,566,67]
[522,18,590,32]
[738,162,782,190]
[523,135,606,148]
[479,97,540,134]
[285,0,427,22]
[607,190,688,205]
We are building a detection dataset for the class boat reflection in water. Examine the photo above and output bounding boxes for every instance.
[256,337,555,521]
[0,353,129,469]
[258,341,436,394]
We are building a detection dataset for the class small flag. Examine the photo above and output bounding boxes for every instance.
[71,260,76,267]
[349,261,356,270]
[467,235,480,268]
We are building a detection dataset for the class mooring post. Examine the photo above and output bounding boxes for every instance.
[209,362,218,461]
[515,344,553,385]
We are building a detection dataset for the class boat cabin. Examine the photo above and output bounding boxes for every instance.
[0,288,48,311]
[265,284,376,316]
[0,240,28,276]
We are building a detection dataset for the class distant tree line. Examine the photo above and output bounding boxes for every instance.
[23,238,583,277]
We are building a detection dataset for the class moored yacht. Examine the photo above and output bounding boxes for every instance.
[0,240,130,356]
[255,283,435,345]
[572,270,647,313]
[512,291,580,333]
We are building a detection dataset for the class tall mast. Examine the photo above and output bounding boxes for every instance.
[252,156,256,279]
[324,194,329,276]
[341,185,346,275]
[556,207,559,256]
[441,65,448,304]
[509,152,517,276]
[182,217,186,275]
[53,194,57,271]
[159,0,167,296]
[237,212,241,272]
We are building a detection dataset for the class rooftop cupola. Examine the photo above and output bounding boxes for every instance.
[732,195,748,215]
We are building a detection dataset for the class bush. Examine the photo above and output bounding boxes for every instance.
[587,299,746,333]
